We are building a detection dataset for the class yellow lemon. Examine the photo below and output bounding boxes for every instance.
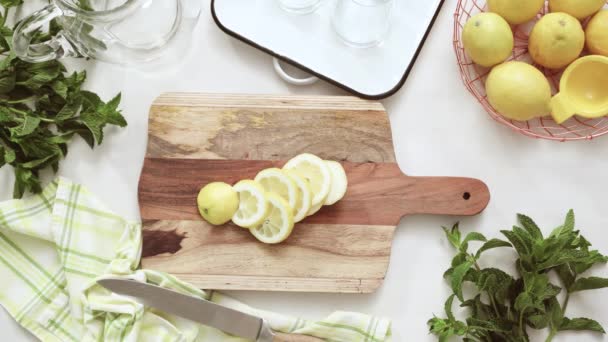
[586,10,608,56]
[486,61,552,121]
[529,13,585,69]
[487,0,545,25]
[550,0,606,20]
[197,182,239,225]
[462,13,514,68]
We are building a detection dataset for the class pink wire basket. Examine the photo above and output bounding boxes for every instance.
[454,0,608,141]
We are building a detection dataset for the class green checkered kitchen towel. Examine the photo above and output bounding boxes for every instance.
[0,177,391,341]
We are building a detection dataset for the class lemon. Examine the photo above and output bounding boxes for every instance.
[323,161,347,205]
[462,13,514,68]
[487,0,545,25]
[586,10,608,56]
[307,201,324,217]
[550,0,606,20]
[283,153,331,209]
[196,182,239,225]
[486,61,552,121]
[529,13,585,69]
[284,170,312,223]
[249,193,295,244]
[231,180,270,228]
[254,168,298,209]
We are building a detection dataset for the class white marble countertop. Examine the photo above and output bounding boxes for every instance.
[2,0,608,341]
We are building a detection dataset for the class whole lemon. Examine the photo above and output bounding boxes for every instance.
[462,13,514,67]
[529,13,585,69]
[550,0,606,20]
[197,182,239,225]
[486,62,552,121]
[487,0,545,25]
[586,10,608,56]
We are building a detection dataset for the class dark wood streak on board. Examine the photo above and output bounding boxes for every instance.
[142,224,187,258]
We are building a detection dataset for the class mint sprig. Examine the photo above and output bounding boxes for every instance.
[429,210,608,341]
[0,1,126,198]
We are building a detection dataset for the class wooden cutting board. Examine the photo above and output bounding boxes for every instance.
[139,93,490,293]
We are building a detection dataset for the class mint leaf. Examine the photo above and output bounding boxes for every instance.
[461,232,487,252]
[501,229,532,256]
[559,317,605,333]
[475,238,511,258]
[9,115,40,137]
[569,277,608,293]
[444,294,456,322]
[550,210,576,238]
[443,224,462,249]
[4,146,15,163]
[0,69,15,93]
[463,232,487,244]
[475,268,513,303]
[466,317,511,332]
[451,261,473,301]
[54,98,82,122]
[563,210,575,233]
[518,214,543,240]
[555,264,575,289]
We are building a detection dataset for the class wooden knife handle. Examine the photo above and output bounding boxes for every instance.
[273,332,325,342]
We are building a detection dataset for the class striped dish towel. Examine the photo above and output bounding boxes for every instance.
[0,178,391,341]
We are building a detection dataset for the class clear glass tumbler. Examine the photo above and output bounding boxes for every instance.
[332,0,394,48]
[13,0,201,64]
[277,0,323,14]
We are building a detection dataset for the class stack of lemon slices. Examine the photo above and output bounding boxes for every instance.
[196,153,348,244]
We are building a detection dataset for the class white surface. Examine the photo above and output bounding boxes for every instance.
[2,0,608,341]
[213,0,442,97]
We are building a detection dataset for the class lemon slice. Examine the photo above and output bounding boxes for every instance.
[324,161,348,205]
[307,201,324,217]
[284,170,312,223]
[249,193,295,244]
[232,180,269,228]
[283,153,331,209]
[254,168,298,210]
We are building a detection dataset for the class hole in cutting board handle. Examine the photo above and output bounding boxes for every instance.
[463,192,471,200]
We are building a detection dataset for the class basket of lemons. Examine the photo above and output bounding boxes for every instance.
[455,0,608,141]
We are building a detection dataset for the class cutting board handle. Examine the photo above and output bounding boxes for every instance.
[273,332,325,342]
[397,176,490,217]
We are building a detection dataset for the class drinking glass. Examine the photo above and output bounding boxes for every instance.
[277,0,323,14]
[332,0,394,48]
[13,0,201,64]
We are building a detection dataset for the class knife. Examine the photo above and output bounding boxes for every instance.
[97,278,323,342]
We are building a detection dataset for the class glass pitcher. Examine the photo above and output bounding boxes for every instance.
[13,0,201,64]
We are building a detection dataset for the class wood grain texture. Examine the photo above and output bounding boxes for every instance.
[146,93,395,162]
[139,93,490,293]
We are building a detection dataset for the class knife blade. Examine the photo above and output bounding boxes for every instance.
[97,278,267,341]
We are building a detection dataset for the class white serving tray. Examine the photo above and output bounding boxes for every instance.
[211,0,444,99]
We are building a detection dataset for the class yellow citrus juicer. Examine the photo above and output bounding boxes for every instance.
[551,55,608,124]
